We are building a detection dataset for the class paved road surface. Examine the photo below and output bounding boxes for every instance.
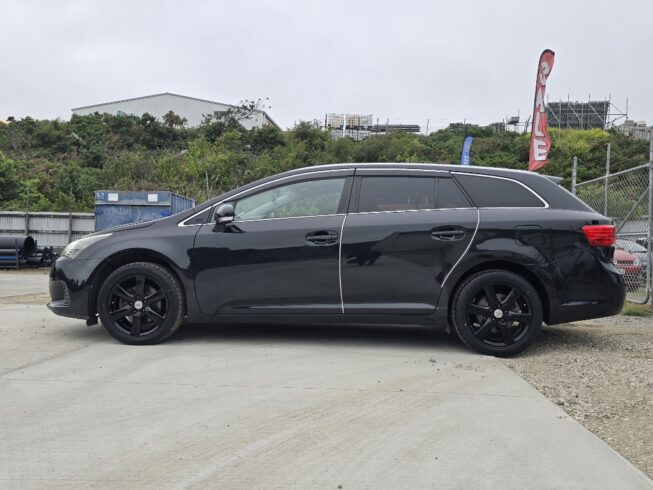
[0,272,651,489]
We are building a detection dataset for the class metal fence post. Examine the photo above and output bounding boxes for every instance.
[572,157,578,195]
[648,131,653,311]
[24,211,29,236]
[67,212,73,244]
[604,143,610,217]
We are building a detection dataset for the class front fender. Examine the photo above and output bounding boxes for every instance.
[80,222,202,320]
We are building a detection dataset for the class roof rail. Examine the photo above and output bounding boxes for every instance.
[544,175,564,185]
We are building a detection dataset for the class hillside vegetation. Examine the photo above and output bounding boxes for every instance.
[0,110,649,212]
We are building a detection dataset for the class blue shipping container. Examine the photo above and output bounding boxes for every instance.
[94,190,196,231]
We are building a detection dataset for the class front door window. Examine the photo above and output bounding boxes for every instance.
[235,178,346,220]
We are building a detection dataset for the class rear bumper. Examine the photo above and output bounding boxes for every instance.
[48,256,102,320]
[548,261,626,325]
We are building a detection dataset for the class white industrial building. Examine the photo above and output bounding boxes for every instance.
[71,92,279,129]
[618,119,650,141]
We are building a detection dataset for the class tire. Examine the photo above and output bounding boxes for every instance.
[97,262,184,345]
[451,270,543,357]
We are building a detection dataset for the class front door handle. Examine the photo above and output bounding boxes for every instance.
[431,228,466,241]
[306,230,339,246]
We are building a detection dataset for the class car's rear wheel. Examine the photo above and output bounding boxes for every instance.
[451,270,543,356]
[97,262,184,345]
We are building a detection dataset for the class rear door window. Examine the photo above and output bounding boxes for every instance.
[357,177,435,212]
[454,174,545,208]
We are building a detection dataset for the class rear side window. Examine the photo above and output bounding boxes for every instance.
[454,174,544,208]
[358,177,435,212]
[436,178,470,208]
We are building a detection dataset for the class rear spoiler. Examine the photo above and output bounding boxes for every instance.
[544,175,563,185]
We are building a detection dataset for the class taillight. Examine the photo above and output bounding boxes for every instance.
[582,225,616,247]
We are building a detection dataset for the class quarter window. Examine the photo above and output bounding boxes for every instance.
[358,177,435,212]
[436,178,470,208]
[454,174,544,208]
[235,178,346,220]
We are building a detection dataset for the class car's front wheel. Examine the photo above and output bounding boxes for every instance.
[97,262,184,345]
[451,270,543,356]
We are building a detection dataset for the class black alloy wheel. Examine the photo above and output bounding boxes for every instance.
[98,262,184,345]
[452,270,543,356]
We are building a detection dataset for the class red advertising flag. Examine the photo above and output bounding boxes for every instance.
[529,49,555,172]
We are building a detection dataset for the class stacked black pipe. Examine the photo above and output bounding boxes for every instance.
[0,236,37,269]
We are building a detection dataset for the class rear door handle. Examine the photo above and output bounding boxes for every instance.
[431,228,466,241]
[306,230,339,245]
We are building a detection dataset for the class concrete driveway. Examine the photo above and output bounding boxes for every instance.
[0,269,48,297]
[0,273,651,489]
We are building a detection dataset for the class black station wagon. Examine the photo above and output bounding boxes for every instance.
[48,163,625,356]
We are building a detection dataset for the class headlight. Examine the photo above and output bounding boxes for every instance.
[62,233,112,259]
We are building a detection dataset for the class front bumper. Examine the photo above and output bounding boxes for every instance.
[48,256,103,320]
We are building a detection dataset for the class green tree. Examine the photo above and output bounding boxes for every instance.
[0,111,649,212]
[0,151,21,203]
[162,111,188,128]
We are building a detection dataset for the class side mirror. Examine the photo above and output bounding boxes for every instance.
[215,203,235,225]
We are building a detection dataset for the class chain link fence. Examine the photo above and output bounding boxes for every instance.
[573,153,652,306]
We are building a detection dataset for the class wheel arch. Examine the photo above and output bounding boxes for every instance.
[447,260,551,324]
[88,248,187,317]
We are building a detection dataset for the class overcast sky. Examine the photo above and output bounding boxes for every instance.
[1,0,652,130]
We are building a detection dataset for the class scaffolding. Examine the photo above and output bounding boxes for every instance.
[546,96,628,130]
[505,113,532,134]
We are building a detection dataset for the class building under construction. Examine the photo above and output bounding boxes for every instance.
[325,113,421,140]
[546,98,627,130]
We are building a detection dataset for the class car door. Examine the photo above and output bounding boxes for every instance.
[192,169,354,315]
[340,169,478,314]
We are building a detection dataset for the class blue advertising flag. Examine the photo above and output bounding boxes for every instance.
[461,136,473,165]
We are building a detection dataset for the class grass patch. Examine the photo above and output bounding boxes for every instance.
[622,301,652,317]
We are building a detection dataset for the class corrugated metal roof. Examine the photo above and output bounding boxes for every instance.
[71,92,280,129]
[71,92,238,111]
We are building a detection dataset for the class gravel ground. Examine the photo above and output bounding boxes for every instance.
[0,292,50,305]
[0,268,49,276]
[504,314,653,479]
